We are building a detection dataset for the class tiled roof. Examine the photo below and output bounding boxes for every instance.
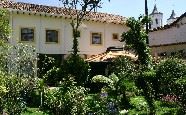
[0,1,126,24]
[86,51,137,62]
[150,12,186,32]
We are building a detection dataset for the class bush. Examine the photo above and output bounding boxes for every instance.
[155,101,182,115]
[155,58,186,112]
[43,67,63,86]
[62,55,90,86]
[110,56,136,78]
[155,58,186,97]
[0,71,42,114]
[0,74,26,114]
[37,54,62,78]
[43,76,89,115]
[0,43,37,77]
[128,96,149,114]
[85,93,118,115]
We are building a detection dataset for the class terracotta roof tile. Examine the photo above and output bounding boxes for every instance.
[86,51,137,62]
[0,1,126,24]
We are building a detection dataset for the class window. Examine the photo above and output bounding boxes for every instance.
[91,32,102,45]
[155,19,158,24]
[112,33,119,40]
[21,28,34,42]
[46,30,58,43]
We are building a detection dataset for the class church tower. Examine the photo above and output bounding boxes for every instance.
[149,4,163,29]
[167,10,177,24]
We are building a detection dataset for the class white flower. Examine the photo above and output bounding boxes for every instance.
[119,109,128,115]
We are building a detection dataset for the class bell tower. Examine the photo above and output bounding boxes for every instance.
[167,10,177,24]
[149,4,163,29]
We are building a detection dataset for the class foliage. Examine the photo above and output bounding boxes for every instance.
[22,108,48,115]
[92,75,113,87]
[43,76,89,115]
[119,109,128,115]
[155,58,186,112]
[121,16,156,114]
[155,58,186,95]
[0,43,37,78]
[62,55,90,86]
[0,8,10,40]
[59,0,110,55]
[155,101,182,115]
[85,93,118,115]
[0,72,40,115]
[110,56,136,78]
[37,54,61,78]
[43,67,63,86]
[0,8,11,72]
[128,96,149,114]
[91,73,134,110]
[121,16,151,66]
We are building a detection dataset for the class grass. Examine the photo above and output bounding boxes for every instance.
[22,108,48,115]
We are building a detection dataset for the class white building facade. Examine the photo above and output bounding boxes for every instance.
[1,1,128,58]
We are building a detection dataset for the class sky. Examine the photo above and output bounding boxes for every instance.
[15,0,186,25]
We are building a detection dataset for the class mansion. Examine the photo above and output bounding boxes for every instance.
[0,1,186,59]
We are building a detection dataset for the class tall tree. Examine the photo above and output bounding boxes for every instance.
[59,0,110,56]
[121,16,151,67]
[121,16,155,115]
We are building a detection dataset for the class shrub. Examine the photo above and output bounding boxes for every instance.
[43,67,63,86]
[110,56,136,79]
[85,94,116,115]
[155,58,186,112]
[92,75,113,87]
[62,55,90,86]
[37,54,62,78]
[155,101,182,115]
[155,58,186,96]
[0,70,42,114]
[128,96,149,114]
[43,76,89,115]
[0,74,26,114]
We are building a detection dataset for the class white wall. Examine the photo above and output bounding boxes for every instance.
[149,16,186,56]
[10,12,127,56]
[149,17,186,46]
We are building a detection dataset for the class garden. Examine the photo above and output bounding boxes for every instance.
[1,5,186,115]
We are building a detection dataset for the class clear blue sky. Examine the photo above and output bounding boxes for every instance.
[16,0,186,25]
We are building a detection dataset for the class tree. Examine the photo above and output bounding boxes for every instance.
[59,0,110,56]
[121,16,155,114]
[121,16,151,67]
